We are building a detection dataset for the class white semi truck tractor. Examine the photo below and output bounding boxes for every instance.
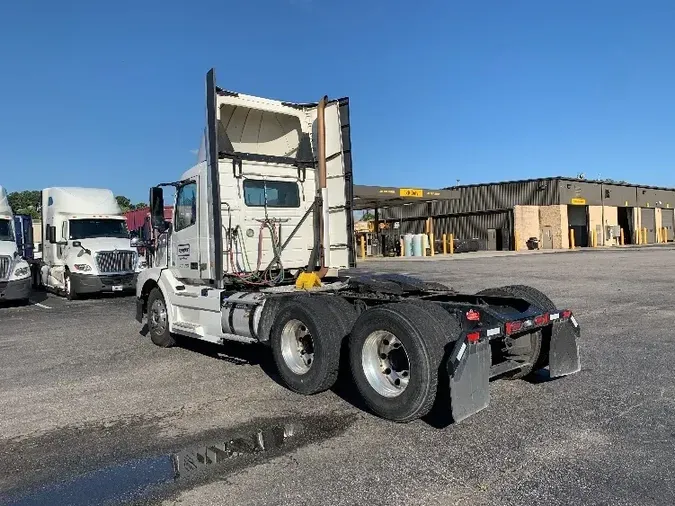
[0,186,32,302]
[135,69,581,423]
[41,187,145,300]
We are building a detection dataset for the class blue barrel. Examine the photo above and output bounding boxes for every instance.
[404,234,414,256]
[412,234,423,256]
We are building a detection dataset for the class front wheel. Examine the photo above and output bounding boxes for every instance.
[147,288,175,347]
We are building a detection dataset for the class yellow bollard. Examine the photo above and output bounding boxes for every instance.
[429,233,435,256]
[449,234,454,255]
[569,229,575,249]
[442,233,447,254]
[515,231,520,252]
[360,235,366,258]
[643,228,648,244]
[399,237,405,257]
[620,228,625,246]
[590,229,595,247]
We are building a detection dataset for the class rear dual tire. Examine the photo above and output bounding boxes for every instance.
[270,296,355,395]
[348,301,461,423]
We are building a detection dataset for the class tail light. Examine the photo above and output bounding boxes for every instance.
[562,310,572,319]
[534,313,549,326]
[505,321,522,335]
[467,331,480,343]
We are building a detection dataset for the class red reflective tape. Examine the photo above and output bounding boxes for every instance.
[562,310,572,319]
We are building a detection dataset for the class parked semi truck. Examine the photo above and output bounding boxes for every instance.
[41,187,145,299]
[135,69,581,423]
[0,186,32,302]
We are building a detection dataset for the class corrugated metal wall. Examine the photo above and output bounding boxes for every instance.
[385,211,513,250]
[379,179,559,220]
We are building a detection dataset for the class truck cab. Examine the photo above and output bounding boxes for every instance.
[41,187,145,299]
[135,69,580,425]
[0,186,32,302]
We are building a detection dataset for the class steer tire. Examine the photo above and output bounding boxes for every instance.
[147,288,175,348]
[270,297,344,395]
[477,284,556,379]
[348,302,453,423]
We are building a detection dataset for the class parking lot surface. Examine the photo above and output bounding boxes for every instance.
[1,247,674,505]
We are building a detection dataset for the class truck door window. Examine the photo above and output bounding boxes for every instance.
[175,182,197,232]
[243,180,300,208]
[0,219,14,241]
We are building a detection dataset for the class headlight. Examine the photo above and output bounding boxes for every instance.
[73,263,92,272]
[14,266,30,277]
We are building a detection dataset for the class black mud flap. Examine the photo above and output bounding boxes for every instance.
[135,297,144,323]
[446,337,491,423]
[549,317,581,378]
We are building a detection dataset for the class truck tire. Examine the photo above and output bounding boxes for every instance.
[348,302,456,422]
[477,284,556,378]
[269,297,344,395]
[147,288,175,348]
[64,270,78,301]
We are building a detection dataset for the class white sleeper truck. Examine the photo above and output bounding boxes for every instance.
[135,69,581,423]
[0,186,32,302]
[41,187,142,299]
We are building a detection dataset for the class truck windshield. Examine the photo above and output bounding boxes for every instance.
[69,219,129,240]
[0,219,14,241]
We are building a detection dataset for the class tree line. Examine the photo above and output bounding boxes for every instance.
[6,190,147,219]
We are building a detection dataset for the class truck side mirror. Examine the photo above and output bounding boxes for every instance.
[149,187,166,231]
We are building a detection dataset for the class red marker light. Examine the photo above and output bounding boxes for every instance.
[466,309,480,321]
[467,331,480,343]
[562,310,572,319]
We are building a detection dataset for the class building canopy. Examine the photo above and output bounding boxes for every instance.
[353,185,459,210]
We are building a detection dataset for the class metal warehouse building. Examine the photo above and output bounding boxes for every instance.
[355,177,675,253]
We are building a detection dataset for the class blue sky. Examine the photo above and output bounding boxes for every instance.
[1,0,675,203]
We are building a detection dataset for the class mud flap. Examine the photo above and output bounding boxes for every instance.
[446,337,491,423]
[135,297,144,323]
[549,318,581,378]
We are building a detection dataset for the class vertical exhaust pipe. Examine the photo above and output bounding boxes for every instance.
[317,96,330,276]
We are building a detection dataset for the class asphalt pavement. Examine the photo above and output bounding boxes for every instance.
[1,247,674,505]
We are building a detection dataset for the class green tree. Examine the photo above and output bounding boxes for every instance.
[115,195,133,212]
[361,212,375,221]
[8,190,41,219]
[133,202,148,210]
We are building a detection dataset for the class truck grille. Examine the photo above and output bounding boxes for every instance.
[0,256,10,280]
[95,251,136,274]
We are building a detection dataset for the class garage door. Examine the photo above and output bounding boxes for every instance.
[641,208,656,243]
[662,209,674,242]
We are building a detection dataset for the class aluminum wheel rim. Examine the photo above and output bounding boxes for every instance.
[362,330,410,398]
[150,299,167,335]
[280,319,314,375]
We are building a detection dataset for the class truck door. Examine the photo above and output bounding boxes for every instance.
[171,178,200,279]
